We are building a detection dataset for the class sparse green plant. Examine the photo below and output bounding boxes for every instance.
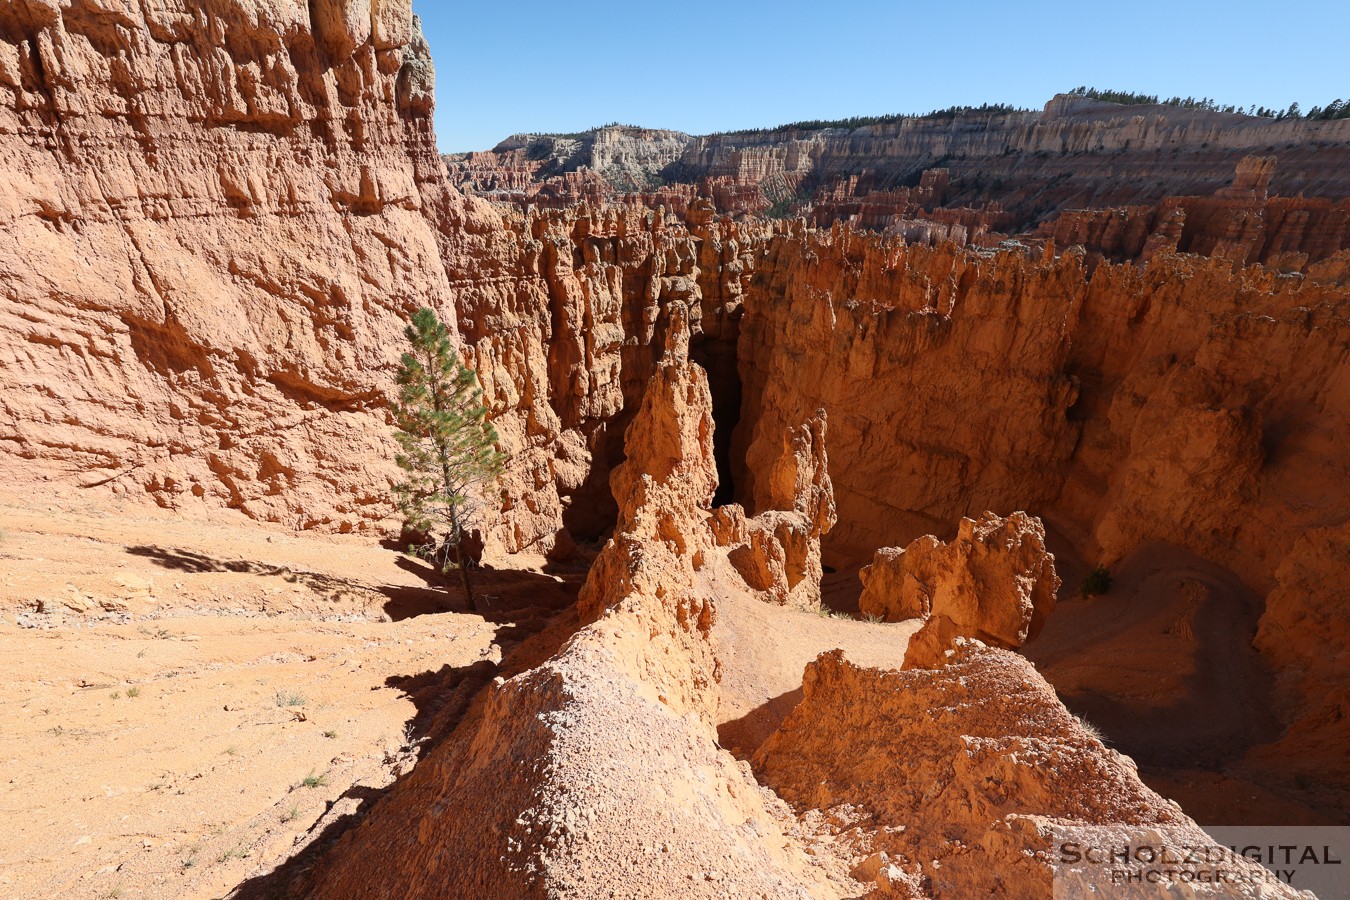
[322,730,337,739]
[861,612,885,624]
[126,686,140,698]
[223,745,239,756]
[217,846,246,863]
[1080,564,1113,597]
[301,770,328,789]
[391,307,508,611]
[274,690,306,708]
[109,691,121,700]
[764,196,798,219]
[281,804,301,823]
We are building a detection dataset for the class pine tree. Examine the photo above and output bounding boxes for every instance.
[391,307,506,611]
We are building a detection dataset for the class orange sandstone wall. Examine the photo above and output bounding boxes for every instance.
[735,230,1084,564]
[0,4,765,558]
[455,202,772,556]
[0,0,467,529]
[736,228,1349,591]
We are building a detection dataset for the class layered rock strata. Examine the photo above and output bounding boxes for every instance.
[448,125,691,196]
[708,410,835,609]
[734,225,1350,787]
[449,95,1350,260]
[305,311,1256,898]
[736,227,1350,590]
[3,1,1348,873]
[457,202,774,557]
[0,0,463,530]
[1038,156,1350,272]
[0,0,776,560]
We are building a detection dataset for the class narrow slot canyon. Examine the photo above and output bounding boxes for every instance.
[689,334,743,509]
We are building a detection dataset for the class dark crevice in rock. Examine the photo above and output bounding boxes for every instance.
[691,335,743,508]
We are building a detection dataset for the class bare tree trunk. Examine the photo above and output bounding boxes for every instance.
[449,505,474,611]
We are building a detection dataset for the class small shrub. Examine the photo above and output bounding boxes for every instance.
[813,605,852,620]
[1076,714,1107,744]
[391,307,507,612]
[125,686,140,698]
[322,730,337,739]
[281,804,300,823]
[1080,565,1112,597]
[764,197,797,219]
[274,690,306,708]
[301,770,328,789]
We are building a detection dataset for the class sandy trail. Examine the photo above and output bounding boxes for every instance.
[0,495,577,900]
[1025,541,1339,825]
[710,567,920,758]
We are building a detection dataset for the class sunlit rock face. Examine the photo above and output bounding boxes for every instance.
[0,0,465,531]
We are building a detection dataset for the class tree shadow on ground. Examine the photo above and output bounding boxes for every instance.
[388,551,586,629]
[225,557,588,899]
[227,654,502,900]
[124,543,581,623]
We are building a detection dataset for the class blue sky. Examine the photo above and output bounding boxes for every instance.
[413,1,1350,153]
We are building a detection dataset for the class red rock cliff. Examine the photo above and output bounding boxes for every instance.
[0,7,765,557]
[0,0,472,530]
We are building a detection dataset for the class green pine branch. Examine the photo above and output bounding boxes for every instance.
[390,307,507,611]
